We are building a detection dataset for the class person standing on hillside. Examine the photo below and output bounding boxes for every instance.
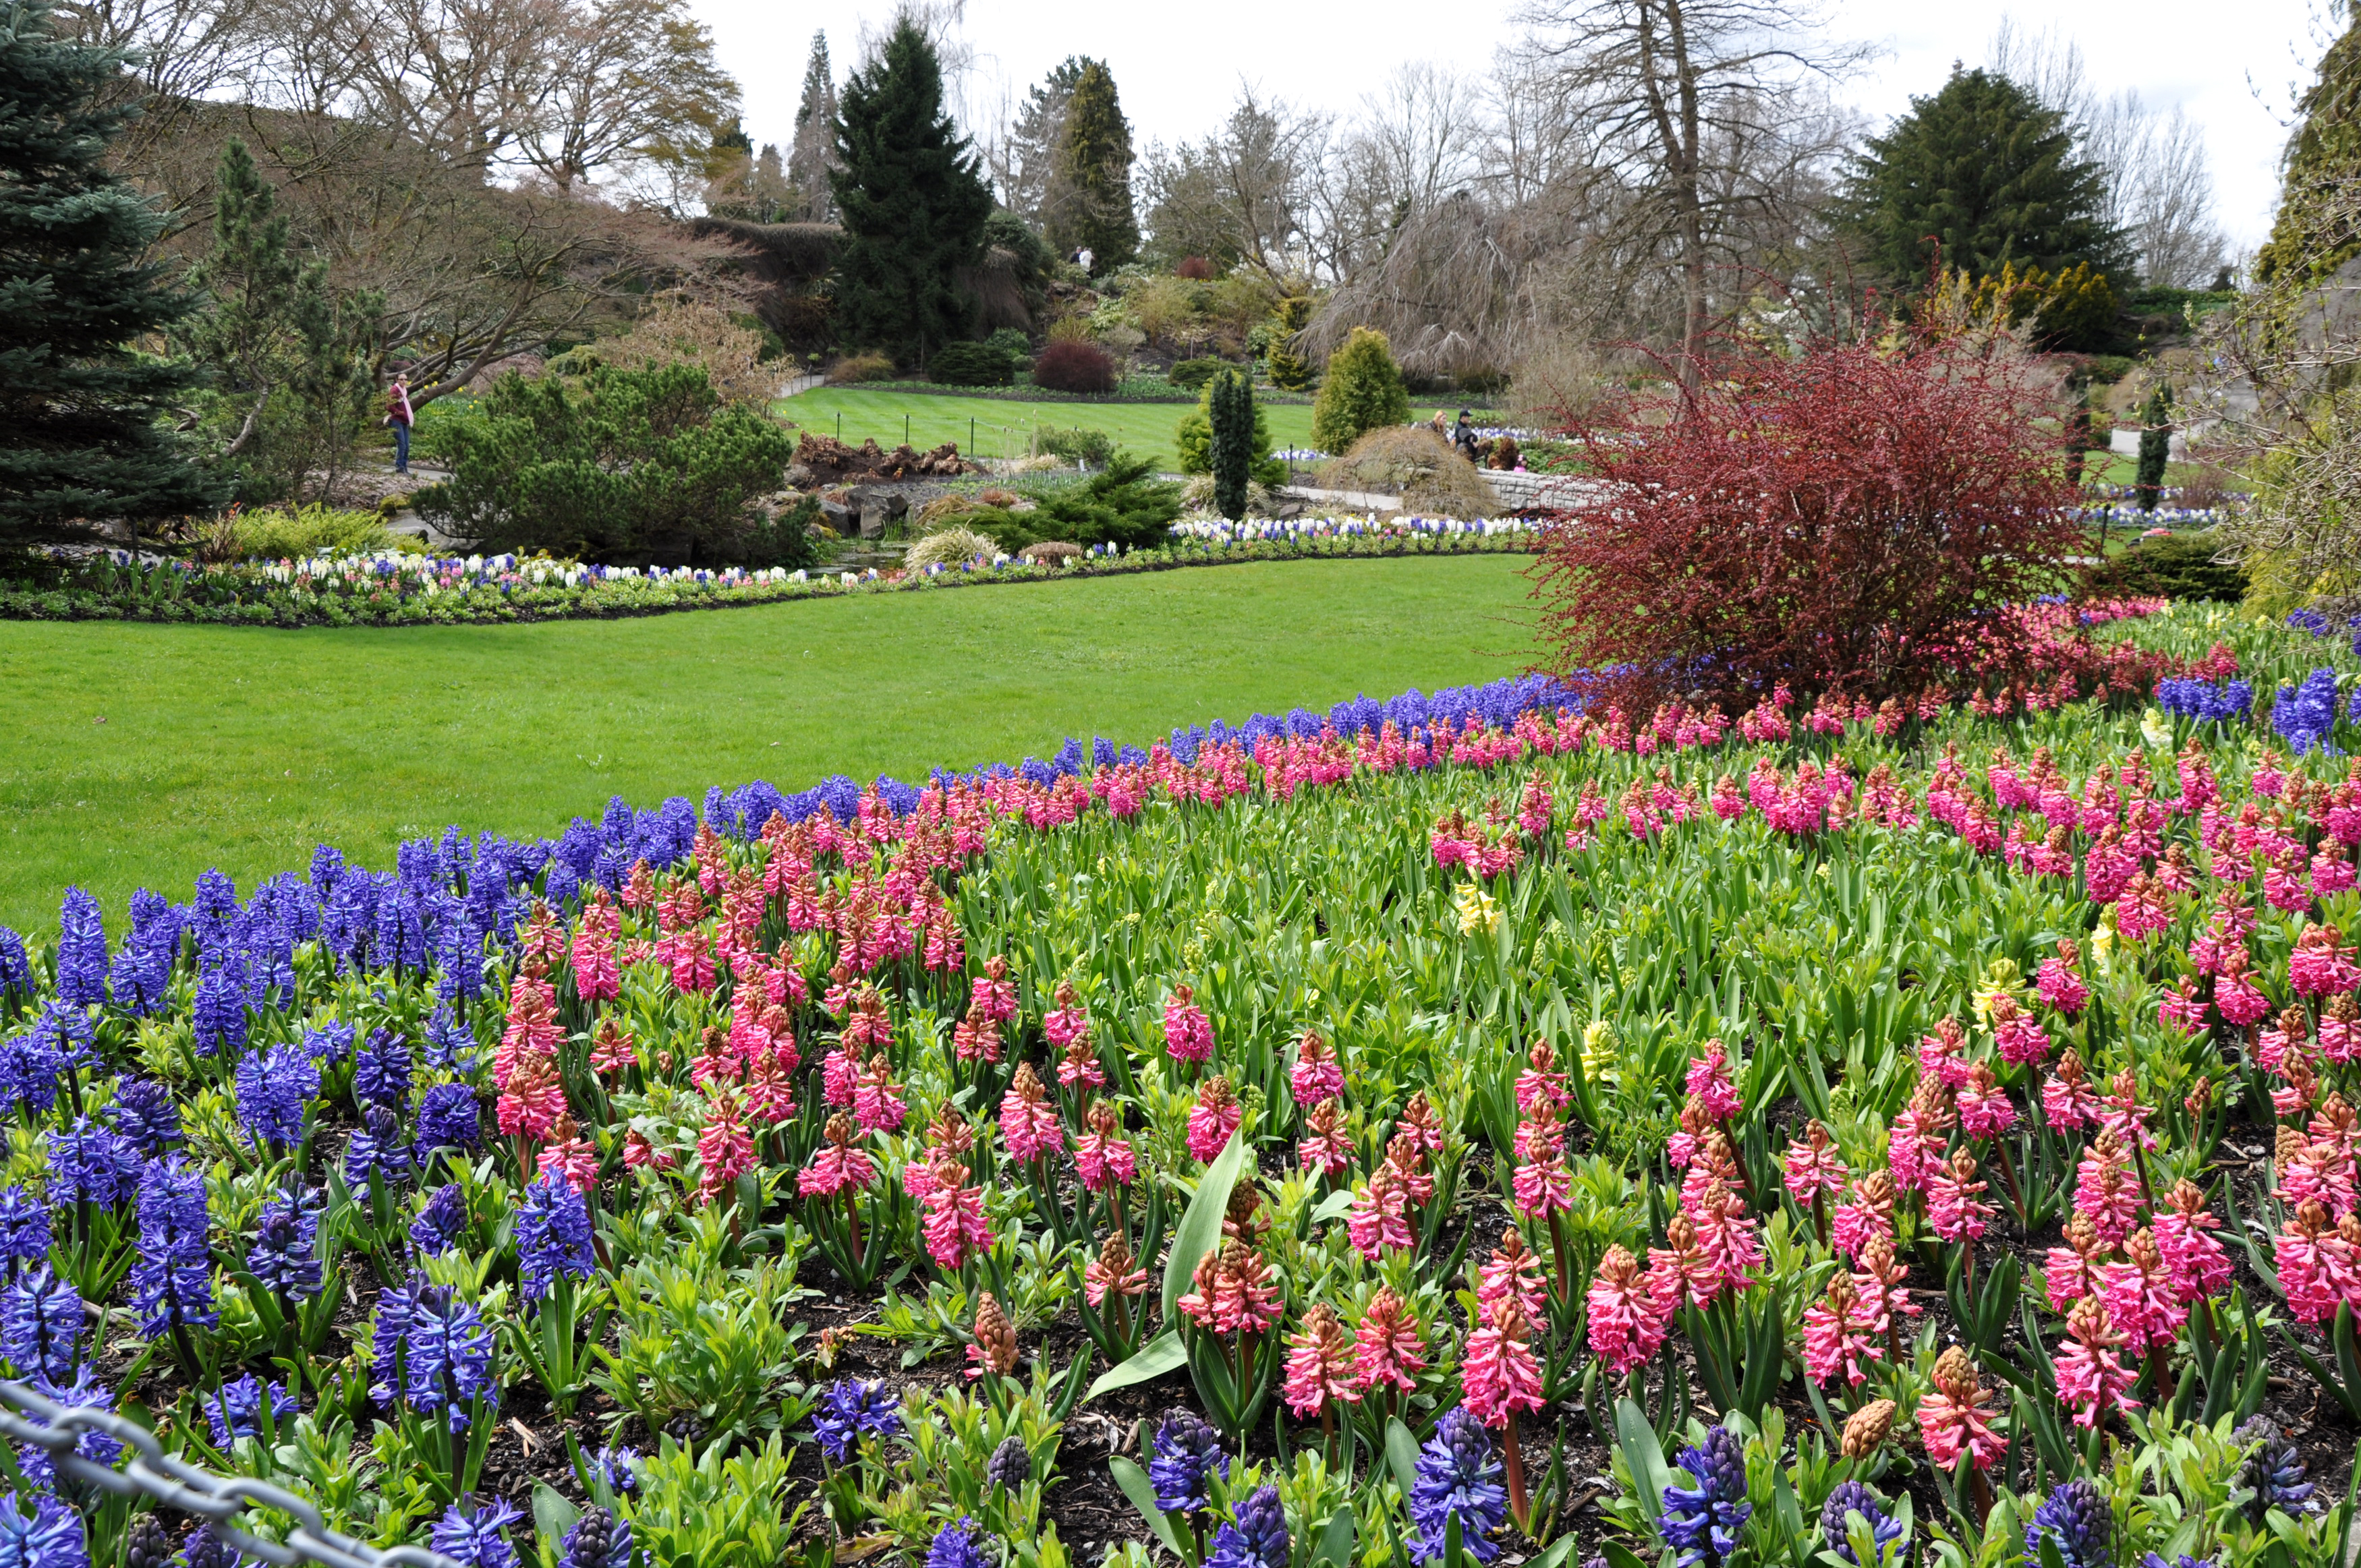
[385,373,415,476]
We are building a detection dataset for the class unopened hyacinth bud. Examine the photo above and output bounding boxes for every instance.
[1842,1398,1895,1459]
[2028,1480,2113,1568]
[124,1514,177,1568]
[2235,1417,2314,1522]
[557,1505,632,1568]
[970,1292,1017,1377]
[986,1433,1031,1489]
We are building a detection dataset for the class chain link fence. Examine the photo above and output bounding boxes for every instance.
[0,1379,461,1568]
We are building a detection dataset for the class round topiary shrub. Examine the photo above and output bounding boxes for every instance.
[929,341,1016,387]
[1031,339,1118,394]
[1167,357,1226,391]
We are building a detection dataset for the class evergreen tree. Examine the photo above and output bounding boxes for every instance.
[1000,56,1088,229]
[1837,67,2131,287]
[1263,297,1313,391]
[787,32,839,223]
[2256,5,2361,284]
[2134,384,2172,514]
[0,0,217,546]
[1311,327,1410,455]
[828,19,993,369]
[1207,368,1253,519]
[1046,59,1137,272]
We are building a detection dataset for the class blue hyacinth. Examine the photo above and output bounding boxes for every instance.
[1821,1481,1903,1566]
[0,1189,51,1279]
[0,931,28,997]
[344,1105,414,1192]
[108,1076,181,1157]
[2155,675,2253,726]
[1659,1426,1753,1568]
[812,1378,902,1462]
[416,1082,482,1153]
[235,1041,319,1150]
[0,1010,67,1117]
[2271,668,2345,755]
[53,889,107,1010]
[557,1505,632,1568]
[190,960,248,1056]
[0,1488,88,1567]
[2236,1418,2314,1521]
[1148,1407,1228,1514]
[592,1444,641,1497]
[16,1366,123,1492]
[204,1373,299,1448]
[430,1497,525,1568]
[353,1027,413,1109]
[1209,1485,1291,1568]
[410,1183,468,1255]
[1410,1407,1510,1565]
[403,1285,498,1430]
[129,1157,217,1335]
[926,1518,990,1568]
[516,1174,596,1304]
[2025,1480,2113,1568]
[2,1267,81,1383]
[45,1118,138,1208]
[247,1188,322,1302]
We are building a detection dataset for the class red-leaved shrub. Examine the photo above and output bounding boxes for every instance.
[1030,339,1118,394]
[1176,255,1216,280]
[1531,341,2084,708]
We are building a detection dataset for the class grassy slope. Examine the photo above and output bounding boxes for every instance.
[782,386,1326,471]
[0,556,1532,930]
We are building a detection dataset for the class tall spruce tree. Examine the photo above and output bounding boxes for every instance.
[829,20,992,368]
[1047,59,1138,272]
[1837,66,2131,287]
[0,0,216,546]
[1001,56,1087,229]
[787,32,839,223]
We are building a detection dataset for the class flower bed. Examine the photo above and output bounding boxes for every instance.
[2,604,2361,1565]
[0,526,1534,629]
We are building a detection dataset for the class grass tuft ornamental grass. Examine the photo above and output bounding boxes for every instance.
[0,554,1528,928]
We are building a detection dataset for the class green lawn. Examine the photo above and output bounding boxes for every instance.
[0,556,1532,930]
[782,386,1324,471]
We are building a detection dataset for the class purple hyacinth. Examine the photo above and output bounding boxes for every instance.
[516,1175,596,1304]
[204,1374,299,1448]
[1821,1481,1903,1565]
[353,1028,413,1109]
[410,1183,468,1255]
[424,1005,479,1073]
[247,1188,322,1302]
[430,1497,525,1568]
[129,1157,216,1335]
[0,1188,50,1277]
[1410,1407,1510,1565]
[557,1505,632,1568]
[235,1041,318,1151]
[369,1272,424,1407]
[46,1118,139,1209]
[108,1076,181,1158]
[403,1285,497,1430]
[1147,1407,1228,1514]
[2236,1418,2313,1522]
[1660,1425,1752,1568]
[190,960,247,1057]
[54,889,107,1010]
[0,1010,67,1116]
[0,1487,88,1567]
[3,1267,82,1383]
[1208,1484,1291,1568]
[591,1445,640,1497]
[2026,1480,2113,1568]
[812,1378,902,1462]
[300,1021,357,1067]
[2271,668,2344,755]
[927,1518,990,1568]
[0,931,28,1000]
[416,1082,482,1153]
[17,1366,123,1493]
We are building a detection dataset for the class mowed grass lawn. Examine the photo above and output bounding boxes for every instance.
[0,555,1533,930]
[783,386,1324,470]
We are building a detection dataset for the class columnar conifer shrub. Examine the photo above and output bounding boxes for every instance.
[1531,339,2085,709]
[1207,368,1253,521]
[2136,385,2173,513]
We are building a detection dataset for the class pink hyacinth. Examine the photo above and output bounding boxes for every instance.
[1802,1273,1883,1387]
[1459,1302,1545,1428]
[998,1064,1064,1164]
[1352,1287,1427,1394]
[1782,1122,1848,1202]
[920,1157,992,1272]
[1290,1031,1345,1107]
[1187,1077,1244,1163]
[2292,924,2361,997]
[1479,1232,1550,1325]
[1348,1169,1414,1257]
[2036,941,2090,1016]
[1918,1349,2007,1471]
[2053,1297,2140,1430]
[970,956,1017,1022]
[1925,1153,1993,1244]
[1586,1245,1670,1375]
[1993,1001,2053,1069]
[1515,1041,1570,1117]
[798,1138,875,1198]
[2273,1201,2361,1325]
[1685,1040,1743,1121]
[1283,1306,1361,1418]
[852,1055,907,1134]
[2100,1230,2186,1355]
[1162,984,1214,1064]
[2074,1135,2144,1250]
[1956,1067,2019,1141]
[1042,981,1088,1049]
[1648,1217,1721,1310]
[2043,1052,2103,1130]
[1688,1186,1762,1295]
[696,1094,757,1202]
[1297,1099,1355,1178]
[2153,1180,2231,1302]
[1073,1101,1135,1192]
[538,1136,599,1194]
[1829,1175,1895,1260]
[1512,1142,1574,1218]
[2213,950,2271,1028]
[822,1043,859,1109]
[2043,1218,2107,1312]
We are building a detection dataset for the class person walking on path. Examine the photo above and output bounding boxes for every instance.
[385,374,415,475]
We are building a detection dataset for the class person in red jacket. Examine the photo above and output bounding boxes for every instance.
[385,374,415,475]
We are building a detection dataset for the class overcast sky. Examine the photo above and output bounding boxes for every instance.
[686,0,2336,250]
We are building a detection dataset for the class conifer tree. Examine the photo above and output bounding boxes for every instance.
[828,19,992,368]
[1047,59,1137,272]
[787,32,839,223]
[2134,384,2173,514]
[1311,327,1411,455]
[1207,368,1253,520]
[1002,56,1087,229]
[0,0,216,546]
[1837,67,2130,287]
